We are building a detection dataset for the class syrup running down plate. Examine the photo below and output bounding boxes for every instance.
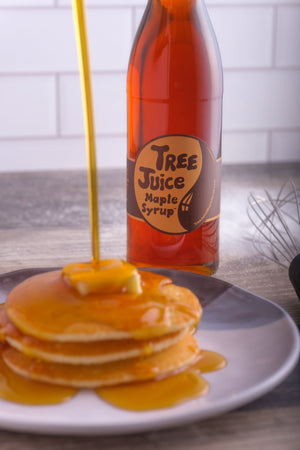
[0,268,299,435]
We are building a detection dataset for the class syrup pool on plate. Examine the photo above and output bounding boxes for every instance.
[0,338,226,409]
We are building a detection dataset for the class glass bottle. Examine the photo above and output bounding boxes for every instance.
[127,0,223,274]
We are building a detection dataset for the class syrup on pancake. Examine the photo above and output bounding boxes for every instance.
[0,262,226,409]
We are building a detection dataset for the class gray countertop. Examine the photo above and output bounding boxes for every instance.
[0,163,299,449]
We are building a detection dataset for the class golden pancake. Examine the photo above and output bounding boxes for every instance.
[3,332,200,388]
[5,270,201,342]
[1,306,187,364]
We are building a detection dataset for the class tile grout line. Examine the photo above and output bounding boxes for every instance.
[1,68,300,78]
[0,5,131,11]
[0,2,298,10]
[0,3,299,9]
[206,2,299,7]
[0,71,128,77]
[132,6,137,41]
[0,134,127,142]
[55,74,61,138]
[266,130,273,162]
[271,5,278,68]
[1,128,300,143]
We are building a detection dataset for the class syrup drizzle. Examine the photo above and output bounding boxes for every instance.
[96,370,209,411]
[0,342,226,409]
[72,0,100,262]
[0,344,77,405]
[96,350,226,411]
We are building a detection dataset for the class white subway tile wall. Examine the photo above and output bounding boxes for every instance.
[0,0,299,171]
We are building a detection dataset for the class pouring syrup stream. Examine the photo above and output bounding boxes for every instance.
[72,0,100,263]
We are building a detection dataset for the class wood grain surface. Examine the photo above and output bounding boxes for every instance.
[0,163,299,449]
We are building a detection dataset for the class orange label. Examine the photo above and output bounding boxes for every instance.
[127,135,221,234]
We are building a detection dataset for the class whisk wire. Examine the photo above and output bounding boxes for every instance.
[264,189,299,256]
[252,238,290,269]
[248,206,291,267]
[275,180,300,224]
[247,181,300,269]
[248,193,296,261]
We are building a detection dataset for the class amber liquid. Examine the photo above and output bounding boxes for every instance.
[127,0,223,274]
[73,0,100,263]
[96,350,226,410]
[0,341,226,409]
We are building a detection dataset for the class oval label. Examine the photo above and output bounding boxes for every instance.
[130,135,220,234]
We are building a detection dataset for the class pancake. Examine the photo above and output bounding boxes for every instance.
[1,306,187,364]
[3,332,200,388]
[5,270,201,342]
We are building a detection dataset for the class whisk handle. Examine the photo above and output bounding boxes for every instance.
[289,254,300,300]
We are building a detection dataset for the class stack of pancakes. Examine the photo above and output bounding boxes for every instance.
[0,269,202,389]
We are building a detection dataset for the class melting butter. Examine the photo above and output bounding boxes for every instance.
[62,260,142,296]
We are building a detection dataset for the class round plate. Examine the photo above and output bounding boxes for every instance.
[0,268,299,435]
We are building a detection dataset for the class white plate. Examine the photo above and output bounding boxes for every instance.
[0,268,299,436]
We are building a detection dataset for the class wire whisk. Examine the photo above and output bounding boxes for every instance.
[248,180,300,299]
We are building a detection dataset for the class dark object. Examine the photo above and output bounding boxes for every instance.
[289,254,300,300]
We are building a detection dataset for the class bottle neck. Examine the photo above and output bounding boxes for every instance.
[156,0,201,14]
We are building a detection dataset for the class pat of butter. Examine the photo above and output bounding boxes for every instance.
[62,259,142,296]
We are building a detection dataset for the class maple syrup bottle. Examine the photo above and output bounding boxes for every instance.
[127,0,223,274]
